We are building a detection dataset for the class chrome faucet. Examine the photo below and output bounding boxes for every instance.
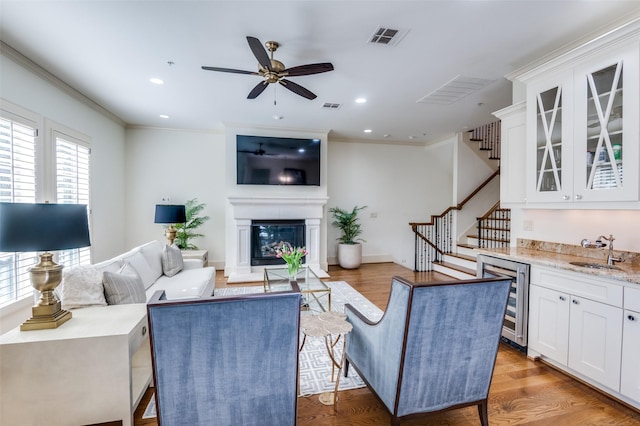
[581,234,625,265]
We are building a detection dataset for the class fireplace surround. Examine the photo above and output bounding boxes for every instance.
[225,196,329,282]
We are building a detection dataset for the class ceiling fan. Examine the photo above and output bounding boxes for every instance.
[201,36,334,100]
[238,143,279,156]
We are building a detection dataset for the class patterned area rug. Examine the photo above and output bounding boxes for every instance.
[142,281,382,419]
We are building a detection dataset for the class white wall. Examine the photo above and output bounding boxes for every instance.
[327,139,454,270]
[0,51,127,332]
[124,127,226,268]
[511,208,640,252]
[453,135,500,242]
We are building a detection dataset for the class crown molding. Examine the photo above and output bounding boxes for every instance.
[1,40,126,126]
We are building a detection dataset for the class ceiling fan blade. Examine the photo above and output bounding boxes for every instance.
[246,36,272,72]
[201,66,258,75]
[248,81,269,99]
[279,79,317,100]
[283,63,334,77]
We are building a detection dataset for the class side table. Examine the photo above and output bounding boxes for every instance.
[0,304,151,426]
[181,249,208,267]
[300,311,353,408]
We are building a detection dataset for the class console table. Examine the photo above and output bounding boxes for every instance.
[0,304,151,426]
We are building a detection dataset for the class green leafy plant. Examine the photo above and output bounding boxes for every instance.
[328,205,367,245]
[173,198,210,250]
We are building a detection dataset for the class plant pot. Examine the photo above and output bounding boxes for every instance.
[337,243,362,269]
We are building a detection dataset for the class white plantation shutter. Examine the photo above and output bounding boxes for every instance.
[0,113,39,306]
[55,132,91,267]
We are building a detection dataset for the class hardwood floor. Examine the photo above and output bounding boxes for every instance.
[134,263,640,425]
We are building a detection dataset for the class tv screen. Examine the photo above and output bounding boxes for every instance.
[236,135,321,186]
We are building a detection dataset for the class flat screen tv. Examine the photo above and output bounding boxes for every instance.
[236,135,321,186]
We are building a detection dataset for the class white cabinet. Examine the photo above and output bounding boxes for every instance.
[0,304,152,426]
[493,101,527,205]
[528,284,570,363]
[567,295,622,390]
[621,287,640,402]
[529,281,623,390]
[520,33,640,206]
[528,266,630,398]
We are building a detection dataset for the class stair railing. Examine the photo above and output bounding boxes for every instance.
[477,202,511,249]
[410,168,500,272]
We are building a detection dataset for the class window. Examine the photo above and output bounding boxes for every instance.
[54,130,91,268]
[0,104,92,308]
[0,111,39,305]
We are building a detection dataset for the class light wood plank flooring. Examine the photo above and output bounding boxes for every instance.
[135,262,640,425]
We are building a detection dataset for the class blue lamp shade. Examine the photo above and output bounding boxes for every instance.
[0,203,91,252]
[154,204,186,224]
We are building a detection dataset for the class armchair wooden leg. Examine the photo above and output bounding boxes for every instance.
[478,400,489,426]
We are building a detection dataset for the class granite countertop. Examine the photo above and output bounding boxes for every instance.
[475,239,640,286]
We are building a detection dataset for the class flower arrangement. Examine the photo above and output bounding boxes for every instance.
[276,243,308,278]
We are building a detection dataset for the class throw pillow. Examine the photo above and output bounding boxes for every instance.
[59,265,107,309]
[162,244,184,277]
[103,262,146,305]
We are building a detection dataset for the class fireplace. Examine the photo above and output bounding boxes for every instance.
[251,220,305,266]
[225,195,329,282]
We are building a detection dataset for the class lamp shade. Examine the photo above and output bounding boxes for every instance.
[0,202,91,252]
[154,204,186,224]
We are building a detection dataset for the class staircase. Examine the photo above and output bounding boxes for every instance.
[410,121,509,279]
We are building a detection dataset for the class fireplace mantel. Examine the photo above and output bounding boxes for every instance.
[225,195,329,282]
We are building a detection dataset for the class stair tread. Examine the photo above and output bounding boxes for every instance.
[446,252,476,262]
[433,260,477,276]
[467,235,510,243]
[457,243,478,250]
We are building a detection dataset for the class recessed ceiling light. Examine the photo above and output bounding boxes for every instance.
[364,129,372,133]
[159,114,169,119]
[355,97,367,104]
[273,115,284,120]
[150,78,164,85]
[383,134,391,138]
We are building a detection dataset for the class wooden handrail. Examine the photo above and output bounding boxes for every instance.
[477,201,501,221]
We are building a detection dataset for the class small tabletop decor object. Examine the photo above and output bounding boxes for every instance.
[276,243,308,280]
[300,311,353,408]
[0,202,90,330]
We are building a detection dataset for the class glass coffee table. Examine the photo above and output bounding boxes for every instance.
[264,267,331,312]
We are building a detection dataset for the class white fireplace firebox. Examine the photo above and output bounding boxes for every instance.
[225,196,329,282]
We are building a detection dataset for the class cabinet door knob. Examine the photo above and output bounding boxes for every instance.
[562,195,570,200]
[559,296,566,301]
[575,194,583,200]
[629,315,637,322]
[572,299,579,305]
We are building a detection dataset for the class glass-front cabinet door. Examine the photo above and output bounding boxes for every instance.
[527,73,573,203]
[574,47,639,202]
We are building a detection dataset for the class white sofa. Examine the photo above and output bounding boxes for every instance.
[93,240,216,301]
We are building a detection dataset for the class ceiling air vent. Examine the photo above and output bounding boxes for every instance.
[417,75,496,105]
[368,26,408,46]
[322,103,342,110]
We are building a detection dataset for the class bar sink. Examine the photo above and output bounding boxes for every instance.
[569,261,621,270]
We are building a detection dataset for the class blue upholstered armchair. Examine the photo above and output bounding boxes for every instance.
[147,289,301,426]
[344,276,512,426]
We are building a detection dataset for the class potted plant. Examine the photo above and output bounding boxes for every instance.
[328,205,367,269]
[173,198,210,250]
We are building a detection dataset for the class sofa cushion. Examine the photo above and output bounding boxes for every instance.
[162,245,184,277]
[93,257,122,275]
[148,267,215,301]
[59,265,107,309]
[103,262,146,305]
[121,249,156,290]
[139,240,164,282]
